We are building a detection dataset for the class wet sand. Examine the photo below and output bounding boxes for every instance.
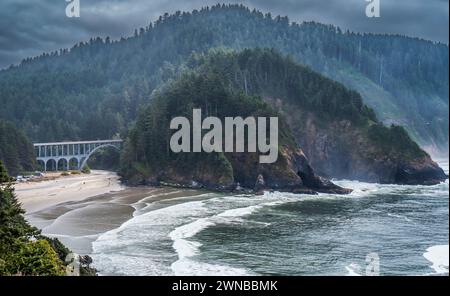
[15,173,208,254]
[15,170,124,214]
[27,188,159,254]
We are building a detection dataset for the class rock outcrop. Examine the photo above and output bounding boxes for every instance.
[285,111,447,185]
[124,145,352,195]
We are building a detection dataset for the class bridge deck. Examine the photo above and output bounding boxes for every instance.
[33,139,123,146]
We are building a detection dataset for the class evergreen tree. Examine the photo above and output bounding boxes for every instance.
[0,120,36,176]
[0,161,39,249]
[0,161,66,276]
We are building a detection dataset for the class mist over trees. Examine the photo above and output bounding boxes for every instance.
[0,4,447,152]
[120,48,432,185]
[121,47,376,176]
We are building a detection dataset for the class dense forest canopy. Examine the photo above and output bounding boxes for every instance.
[121,71,278,187]
[0,120,36,176]
[188,48,378,125]
[189,48,426,159]
[0,4,447,154]
[121,47,371,179]
[121,48,437,186]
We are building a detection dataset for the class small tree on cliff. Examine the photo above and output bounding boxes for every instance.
[0,160,11,183]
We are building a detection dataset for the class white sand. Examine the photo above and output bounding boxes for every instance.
[15,170,125,213]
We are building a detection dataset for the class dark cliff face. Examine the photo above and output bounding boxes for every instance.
[188,48,447,186]
[223,146,351,194]
[125,144,351,195]
[283,109,447,185]
[120,70,350,194]
[393,158,447,185]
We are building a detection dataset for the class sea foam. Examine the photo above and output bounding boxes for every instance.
[168,193,296,276]
[423,245,449,275]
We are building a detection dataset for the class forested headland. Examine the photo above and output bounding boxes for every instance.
[120,48,446,188]
[0,4,447,154]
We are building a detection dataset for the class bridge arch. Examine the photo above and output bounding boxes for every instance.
[80,144,121,170]
[68,157,79,170]
[46,159,57,171]
[57,158,68,171]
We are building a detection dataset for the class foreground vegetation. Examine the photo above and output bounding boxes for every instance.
[0,161,95,276]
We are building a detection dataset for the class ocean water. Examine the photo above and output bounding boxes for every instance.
[91,160,449,276]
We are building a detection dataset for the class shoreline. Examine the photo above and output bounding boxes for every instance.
[15,172,210,255]
[15,170,125,214]
[15,169,129,254]
[13,165,449,275]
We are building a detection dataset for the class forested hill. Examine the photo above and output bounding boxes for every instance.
[0,120,36,176]
[121,48,446,186]
[0,4,447,154]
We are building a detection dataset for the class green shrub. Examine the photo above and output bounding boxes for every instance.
[81,165,91,174]
[0,161,67,276]
[37,235,70,262]
[2,239,65,276]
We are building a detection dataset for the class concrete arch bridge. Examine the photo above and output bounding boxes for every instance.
[33,139,122,171]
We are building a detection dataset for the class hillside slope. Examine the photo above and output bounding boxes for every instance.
[121,49,447,186]
[120,67,349,194]
[0,120,36,176]
[0,5,447,154]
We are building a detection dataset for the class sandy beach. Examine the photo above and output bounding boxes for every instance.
[14,171,207,255]
[14,170,129,254]
[15,170,124,214]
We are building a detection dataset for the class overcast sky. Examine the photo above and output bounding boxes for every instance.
[0,0,448,69]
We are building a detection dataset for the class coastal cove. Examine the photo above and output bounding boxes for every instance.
[0,2,447,281]
[15,162,449,276]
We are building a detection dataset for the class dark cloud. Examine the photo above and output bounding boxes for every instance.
[0,0,448,69]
